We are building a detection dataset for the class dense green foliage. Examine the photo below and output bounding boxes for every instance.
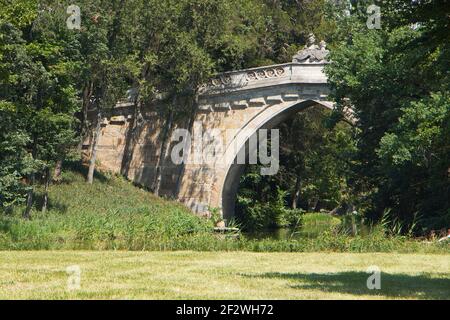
[0,2,78,215]
[325,0,450,232]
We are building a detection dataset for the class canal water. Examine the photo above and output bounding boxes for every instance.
[242,213,370,240]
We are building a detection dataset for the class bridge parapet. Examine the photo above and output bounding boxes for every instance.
[198,62,329,112]
[199,62,328,96]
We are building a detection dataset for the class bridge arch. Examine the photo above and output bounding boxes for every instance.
[93,40,356,218]
[218,99,339,220]
[175,54,355,217]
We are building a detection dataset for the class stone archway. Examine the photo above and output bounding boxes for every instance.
[175,56,336,215]
[219,100,338,220]
[93,37,355,219]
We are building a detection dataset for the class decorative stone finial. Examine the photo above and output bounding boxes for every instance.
[292,34,329,63]
[319,40,326,50]
[306,33,317,49]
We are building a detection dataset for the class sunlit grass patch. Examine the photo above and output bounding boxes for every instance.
[0,251,449,300]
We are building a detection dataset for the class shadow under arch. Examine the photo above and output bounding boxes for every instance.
[220,99,345,221]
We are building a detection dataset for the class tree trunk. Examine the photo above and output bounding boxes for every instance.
[291,176,301,209]
[77,81,94,152]
[308,198,319,212]
[120,104,143,177]
[314,199,321,212]
[329,205,340,215]
[53,160,63,181]
[87,111,102,184]
[175,98,197,198]
[153,108,174,196]
[23,173,34,219]
[42,167,50,213]
[23,137,38,219]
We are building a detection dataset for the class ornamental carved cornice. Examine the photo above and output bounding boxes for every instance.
[246,66,285,81]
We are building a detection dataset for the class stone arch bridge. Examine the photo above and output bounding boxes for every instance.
[92,48,353,219]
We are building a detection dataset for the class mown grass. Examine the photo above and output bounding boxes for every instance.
[0,168,449,253]
[1,251,449,299]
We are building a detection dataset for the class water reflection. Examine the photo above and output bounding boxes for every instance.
[243,214,370,240]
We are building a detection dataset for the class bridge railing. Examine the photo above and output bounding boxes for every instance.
[198,62,328,96]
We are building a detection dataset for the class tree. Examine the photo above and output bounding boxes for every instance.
[0,3,78,217]
[326,0,450,232]
[0,101,34,210]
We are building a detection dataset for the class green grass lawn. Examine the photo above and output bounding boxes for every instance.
[1,251,449,299]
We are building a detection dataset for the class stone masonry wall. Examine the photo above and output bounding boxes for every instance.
[86,103,189,199]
